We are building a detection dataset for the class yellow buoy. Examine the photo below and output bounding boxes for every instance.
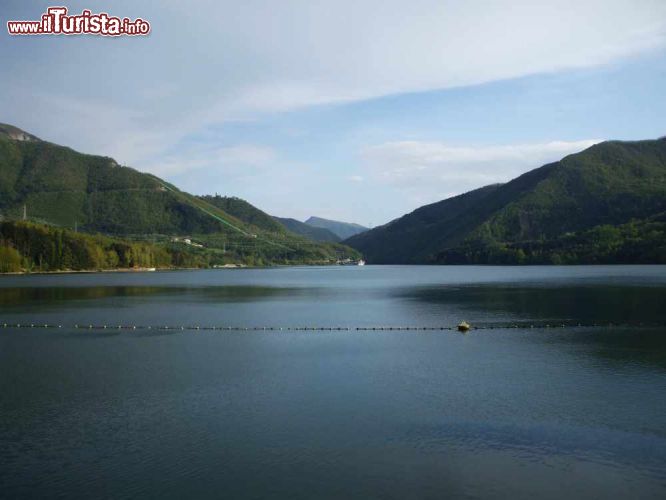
[457,321,471,332]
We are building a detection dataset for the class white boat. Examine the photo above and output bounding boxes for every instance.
[338,259,366,266]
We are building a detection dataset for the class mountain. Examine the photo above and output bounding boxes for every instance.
[199,195,287,234]
[0,124,227,234]
[273,217,341,243]
[0,123,359,267]
[305,216,368,239]
[344,184,503,263]
[436,212,666,265]
[345,138,666,264]
[0,123,40,142]
[198,196,342,243]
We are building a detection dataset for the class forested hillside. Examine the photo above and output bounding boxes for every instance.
[0,124,360,268]
[305,216,368,239]
[0,221,203,272]
[273,217,341,242]
[199,195,287,233]
[346,138,666,264]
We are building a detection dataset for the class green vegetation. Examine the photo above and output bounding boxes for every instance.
[346,138,666,264]
[196,231,358,266]
[305,216,368,240]
[436,215,666,264]
[0,220,203,272]
[344,184,503,263]
[0,124,360,268]
[0,132,231,234]
[0,244,22,272]
[199,196,347,244]
[0,220,360,272]
[199,195,287,233]
[273,217,341,242]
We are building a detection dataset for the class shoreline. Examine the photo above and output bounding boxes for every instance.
[0,266,189,276]
[0,262,346,275]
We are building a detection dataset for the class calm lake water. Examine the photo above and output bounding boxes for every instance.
[1,265,666,499]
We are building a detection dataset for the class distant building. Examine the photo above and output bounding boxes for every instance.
[171,236,203,248]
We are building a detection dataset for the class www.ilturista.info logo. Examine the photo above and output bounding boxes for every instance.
[7,6,150,36]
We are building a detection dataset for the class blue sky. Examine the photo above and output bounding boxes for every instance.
[2,0,665,225]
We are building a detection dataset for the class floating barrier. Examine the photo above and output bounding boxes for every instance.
[1,321,664,332]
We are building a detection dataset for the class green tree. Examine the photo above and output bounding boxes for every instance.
[0,245,22,272]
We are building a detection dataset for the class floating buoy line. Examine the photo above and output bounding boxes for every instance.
[1,321,664,332]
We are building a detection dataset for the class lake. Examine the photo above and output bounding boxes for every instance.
[1,265,666,499]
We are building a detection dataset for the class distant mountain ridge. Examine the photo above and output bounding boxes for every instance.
[196,196,342,243]
[305,216,368,239]
[345,138,666,264]
[0,124,190,234]
[273,217,341,243]
[0,123,359,266]
[344,184,503,263]
[199,195,287,234]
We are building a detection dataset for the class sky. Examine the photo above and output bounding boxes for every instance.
[2,0,666,226]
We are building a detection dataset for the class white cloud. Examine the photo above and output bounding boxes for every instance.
[1,0,664,167]
[347,175,364,182]
[207,0,666,115]
[360,139,602,204]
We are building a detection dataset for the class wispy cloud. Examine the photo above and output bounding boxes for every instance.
[1,0,664,224]
[1,0,664,168]
[361,139,602,204]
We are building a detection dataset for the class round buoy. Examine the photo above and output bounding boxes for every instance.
[457,321,471,332]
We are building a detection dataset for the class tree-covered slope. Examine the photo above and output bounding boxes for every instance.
[0,128,228,234]
[273,217,341,242]
[0,220,205,272]
[305,216,368,239]
[435,212,666,265]
[198,196,346,243]
[0,124,360,265]
[344,184,503,263]
[198,195,287,234]
[470,138,666,243]
[345,138,666,264]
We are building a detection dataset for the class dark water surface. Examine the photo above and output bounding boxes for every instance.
[1,266,665,499]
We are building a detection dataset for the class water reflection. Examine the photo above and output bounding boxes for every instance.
[401,284,666,323]
[2,267,666,499]
[0,285,312,310]
[398,284,666,372]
